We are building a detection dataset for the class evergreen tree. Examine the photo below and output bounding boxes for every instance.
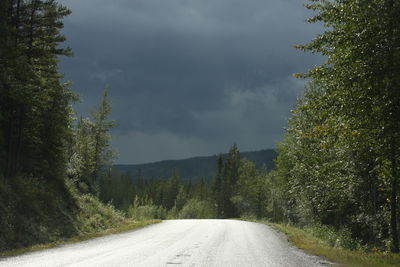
[68,116,95,192]
[212,154,224,217]
[223,144,240,218]
[90,89,116,190]
[234,159,264,219]
[98,170,135,211]
[0,0,78,250]
[211,145,241,218]
[163,170,180,210]
[68,88,116,194]
[0,0,73,181]
[192,177,209,201]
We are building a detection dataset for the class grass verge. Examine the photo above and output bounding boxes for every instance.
[243,219,400,267]
[0,219,161,258]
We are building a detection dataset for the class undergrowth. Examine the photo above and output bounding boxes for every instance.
[0,177,160,255]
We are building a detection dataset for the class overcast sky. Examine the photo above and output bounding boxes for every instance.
[58,0,323,164]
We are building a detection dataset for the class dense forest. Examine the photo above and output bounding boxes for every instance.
[99,144,277,221]
[1,0,399,256]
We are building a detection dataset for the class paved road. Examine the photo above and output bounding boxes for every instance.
[0,219,331,267]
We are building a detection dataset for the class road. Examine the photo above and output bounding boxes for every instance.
[0,219,331,267]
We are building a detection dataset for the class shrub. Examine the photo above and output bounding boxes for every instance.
[179,199,215,219]
[128,205,166,220]
[75,193,125,234]
[0,176,78,252]
[167,205,179,219]
[305,224,361,250]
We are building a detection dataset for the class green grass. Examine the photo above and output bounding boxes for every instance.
[244,219,400,267]
[0,219,161,258]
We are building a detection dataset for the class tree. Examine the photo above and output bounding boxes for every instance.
[0,0,78,250]
[233,159,262,218]
[98,169,135,211]
[68,88,116,194]
[290,0,400,251]
[0,0,73,181]
[223,144,240,218]
[90,89,116,188]
[162,170,180,210]
[211,145,241,218]
[212,154,224,217]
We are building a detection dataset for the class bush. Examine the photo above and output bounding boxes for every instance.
[179,199,215,219]
[0,176,128,252]
[305,224,361,250]
[231,195,258,219]
[128,205,167,220]
[75,194,125,234]
[0,176,78,252]
[167,205,179,219]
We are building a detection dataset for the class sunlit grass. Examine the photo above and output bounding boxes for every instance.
[0,219,161,258]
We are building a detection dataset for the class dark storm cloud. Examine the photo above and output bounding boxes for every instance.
[58,0,323,164]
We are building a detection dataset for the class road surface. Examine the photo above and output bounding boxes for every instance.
[0,219,332,267]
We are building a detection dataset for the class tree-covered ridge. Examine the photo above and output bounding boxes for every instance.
[114,149,277,183]
[101,144,282,222]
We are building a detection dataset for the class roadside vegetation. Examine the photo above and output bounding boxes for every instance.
[0,219,160,258]
[267,222,400,267]
[268,0,400,255]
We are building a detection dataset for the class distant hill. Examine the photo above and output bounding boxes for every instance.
[114,149,277,183]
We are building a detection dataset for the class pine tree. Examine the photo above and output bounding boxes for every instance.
[223,144,240,218]
[69,89,116,194]
[212,154,224,217]
[0,0,73,181]
[163,170,180,210]
[90,89,116,189]
[211,145,241,218]
[0,0,78,249]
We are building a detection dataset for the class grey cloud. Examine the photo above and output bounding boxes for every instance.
[59,0,323,163]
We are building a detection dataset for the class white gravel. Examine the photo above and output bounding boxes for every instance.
[0,219,332,267]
